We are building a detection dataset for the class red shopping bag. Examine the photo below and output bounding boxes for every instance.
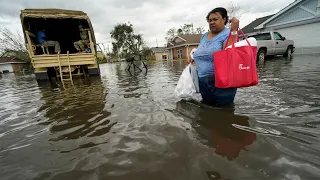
[213,29,258,88]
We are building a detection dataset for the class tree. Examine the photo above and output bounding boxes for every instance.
[111,42,119,58]
[181,24,194,34]
[177,28,183,35]
[110,23,146,59]
[227,1,242,19]
[141,46,154,60]
[165,23,204,42]
[165,28,176,41]
[126,34,143,55]
[196,27,205,34]
[110,23,133,57]
[0,26,29,61]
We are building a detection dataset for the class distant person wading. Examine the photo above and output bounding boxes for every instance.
[190,7,240,106]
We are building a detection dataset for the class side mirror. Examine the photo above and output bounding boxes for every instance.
[282,37,286,40]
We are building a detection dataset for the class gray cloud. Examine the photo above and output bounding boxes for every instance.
[0,0,295,47]
[107,0,170,9]
[0,1,23,17]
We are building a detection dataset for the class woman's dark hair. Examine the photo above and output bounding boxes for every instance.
[206,7,229,25]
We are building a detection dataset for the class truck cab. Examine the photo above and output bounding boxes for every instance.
[246,31,295,62]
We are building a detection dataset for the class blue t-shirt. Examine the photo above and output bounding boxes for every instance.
[37,31,46,44]
[193,28,230,78]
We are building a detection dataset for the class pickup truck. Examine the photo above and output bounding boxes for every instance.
[245,31,295,62]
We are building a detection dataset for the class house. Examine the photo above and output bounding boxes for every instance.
[166,34,202,60]
[242,0,320,54]
[0,50,30,73]
[0,57,28,73]
[150,47,168,60]
[242,14,275,34]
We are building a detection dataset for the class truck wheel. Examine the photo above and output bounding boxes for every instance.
[283,47,293,57]
[258,49,266,63]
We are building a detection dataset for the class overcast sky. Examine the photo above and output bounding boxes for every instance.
[0,0,294,50]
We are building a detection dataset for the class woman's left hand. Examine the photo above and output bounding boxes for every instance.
[229,17,240,31]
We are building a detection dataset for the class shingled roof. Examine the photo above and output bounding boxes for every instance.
[0,57,26,64]
[242,14,275,34]
[151,47,168,53]
[167,34,202,48]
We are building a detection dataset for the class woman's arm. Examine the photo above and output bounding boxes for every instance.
[223,17,240,48]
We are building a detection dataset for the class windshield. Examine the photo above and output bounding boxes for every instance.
[248,33,272,40]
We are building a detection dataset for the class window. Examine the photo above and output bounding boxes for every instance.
[273,32,283,40]
[162,55,167,60]
[248,33,271,40]
[177,48,182,59]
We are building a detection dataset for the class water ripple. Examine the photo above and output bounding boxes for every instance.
[0,56,320,180]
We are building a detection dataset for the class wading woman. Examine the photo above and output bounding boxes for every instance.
[190,7,240,106]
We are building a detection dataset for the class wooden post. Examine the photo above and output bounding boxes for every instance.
[67,51,73,85]
[25,31,34,57]
[88,30,95,55]
[58,52,63,84]
[186,45,189,60]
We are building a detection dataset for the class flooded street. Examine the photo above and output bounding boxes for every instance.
[1,54,320,180]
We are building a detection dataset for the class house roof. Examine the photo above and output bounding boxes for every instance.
[242,14,275,34]
[179,34,203,44]
[0,57,26,64]
[167,34,202,48]
[151,47,168,53]
[255,0,303,29]
[0,50,30,62]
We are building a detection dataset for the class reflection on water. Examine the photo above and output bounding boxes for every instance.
[0,54,320,180]
[38,78,113,143]
[175,100,256,161]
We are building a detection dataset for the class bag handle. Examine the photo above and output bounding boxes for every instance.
[223,30,237,50]
[223,28,252,49]
[238,29,252,48]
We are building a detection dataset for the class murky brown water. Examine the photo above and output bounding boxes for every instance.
[1,54,320,180]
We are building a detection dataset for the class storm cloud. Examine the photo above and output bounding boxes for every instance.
[0,0,294,48]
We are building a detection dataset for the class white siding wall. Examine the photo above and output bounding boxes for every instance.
[155,52,169,60]
[0,64,13,73]
[276,22,320,54]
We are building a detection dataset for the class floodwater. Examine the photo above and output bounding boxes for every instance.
[0,54,320,180]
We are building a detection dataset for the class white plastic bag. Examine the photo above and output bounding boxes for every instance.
[189,64,199,93]
[174,64,201,101]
